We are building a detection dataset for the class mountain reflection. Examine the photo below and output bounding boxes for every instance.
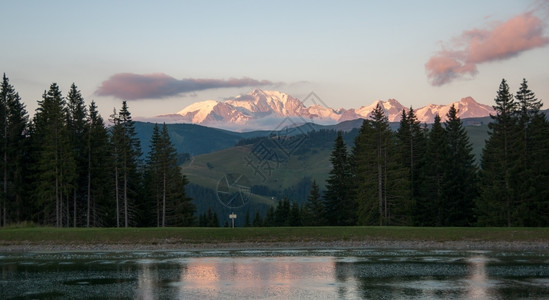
[173,256,349,298]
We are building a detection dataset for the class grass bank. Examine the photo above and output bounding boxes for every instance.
[1,226,548,246]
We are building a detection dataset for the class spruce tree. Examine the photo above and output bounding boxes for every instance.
[289,201,301,226]
[442,105,477,226]
[86,101,112,227]
[110,101,141,227]
[513,79,549,226]
[353,104,409,226]
[33,83,76,226]
[66,83,88,227]
[478,79,519,226]
[0,74,29,226]
[145,123,195,226]
[145,124,162,226]
[303,180,326,226]
[417,114,446,226]
[252,210,263,227]
[396,107,427,225]
[324,132,354,225]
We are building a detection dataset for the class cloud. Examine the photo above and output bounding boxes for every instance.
[426,11,549,86]
[96,73,274,100]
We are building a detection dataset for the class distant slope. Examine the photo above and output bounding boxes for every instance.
[136,109,549,159]
[134,122,270,156]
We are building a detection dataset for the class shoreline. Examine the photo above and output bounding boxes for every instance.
[1,240,548,253]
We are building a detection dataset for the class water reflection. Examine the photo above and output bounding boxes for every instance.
[467,255,493,299]
[136,262,158,300]
[0,249,548,299]
[174,256,348,298]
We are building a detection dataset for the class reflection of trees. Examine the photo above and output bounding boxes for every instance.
[334,260,364,298]
[136,263,158,300]
[466,255,498,299]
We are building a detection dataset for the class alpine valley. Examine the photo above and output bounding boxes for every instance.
[153,89,495,131]
[132,89,515,225]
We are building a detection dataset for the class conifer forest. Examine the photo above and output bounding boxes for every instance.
[0,75,547,227]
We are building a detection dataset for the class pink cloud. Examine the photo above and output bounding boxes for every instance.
[96,73,274,100]
[426,12,549,86]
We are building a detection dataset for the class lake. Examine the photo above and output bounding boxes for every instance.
[1,248,548,299]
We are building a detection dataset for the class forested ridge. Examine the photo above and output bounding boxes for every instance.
[0,75,547,227]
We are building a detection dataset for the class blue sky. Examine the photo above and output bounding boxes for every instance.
[2,0,548,120]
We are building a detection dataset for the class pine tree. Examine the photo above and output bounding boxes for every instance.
[110,101,141,227]
[86,101,112,227]
[324,132,354,225]
[442,105,477,226]
[252,210,263,227]
[353,104,410,226]
[417,114,446,226]
[0,74,29,226]
[274,197,290,226]
[478,79,519,226]
[513,79,549,226]
[289,201,301,226]
[66,83,88,227]
[175,174,196,226]
[396,107,427,225]
[145,123,195,226]
[145,124,162,226]
[33,83,76,226]
[303,180,326,226]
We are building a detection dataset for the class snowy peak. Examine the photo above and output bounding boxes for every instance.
[415,97,493,123]
[160,90,494,130]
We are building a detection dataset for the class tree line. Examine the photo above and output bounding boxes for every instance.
[236,78,548,228]
[0,74,195,227]
[319,78,548,227]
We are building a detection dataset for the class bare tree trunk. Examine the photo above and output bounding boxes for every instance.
[87,151,91,228]
[3,149,6,226]
[124,171,128,228]
[66,190,69,227]
[55,174,59,227]
[73,190,77,227]
[114,152,119,228]
[162,171,166,227]
[378,145,383,226]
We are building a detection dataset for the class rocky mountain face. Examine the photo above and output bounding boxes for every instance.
[157,89,494,130]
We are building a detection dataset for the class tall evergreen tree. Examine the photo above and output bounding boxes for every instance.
[86,101,112,227]
[417,114,446,226]
[302,180,326,226]
[0,74,29,226]
[396,107,427,225]
[353,104,410,226]
[33,83,76,226]
[513,79,549,226]
[441,105,477,226]
[66,83,87,227]
[478,79,519,226]
[110,101,141,227]
[324,132,354,225]
[145,123,195,226]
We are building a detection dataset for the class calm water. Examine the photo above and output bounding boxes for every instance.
[1,249,548,299]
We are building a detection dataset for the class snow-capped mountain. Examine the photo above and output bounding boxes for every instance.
[157,89,494,130]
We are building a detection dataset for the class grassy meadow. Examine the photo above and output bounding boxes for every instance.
[1,226,548,246]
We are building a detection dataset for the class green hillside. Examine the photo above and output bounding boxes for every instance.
[181,123,489,212]
[165,119,494,226]
[134,122,269,156]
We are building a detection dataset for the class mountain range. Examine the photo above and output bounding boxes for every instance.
[156,89,494,130]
